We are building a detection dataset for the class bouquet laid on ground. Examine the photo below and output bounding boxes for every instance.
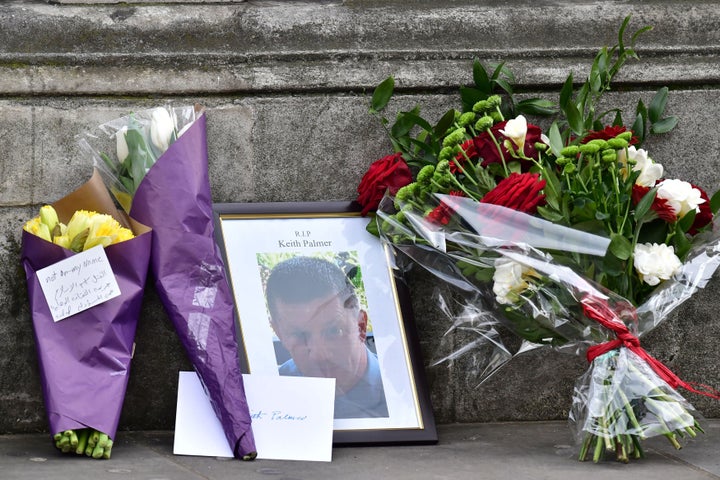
[80,104,256,460]
[21,172,152,459]
[356,16,720,463]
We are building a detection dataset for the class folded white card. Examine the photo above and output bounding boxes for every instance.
[174,371,335,462]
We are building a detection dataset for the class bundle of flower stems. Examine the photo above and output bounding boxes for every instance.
[53,428,113,459]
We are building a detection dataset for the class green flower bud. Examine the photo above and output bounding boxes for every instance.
[602,151,617,163]
[534,142,548,152]
[587,139,608,150]
[555,156,571,166]
[489,111,502,122]
[472,100,490,113]
[487,95,502,108]
[438,146,455,162]
[436,159,450,174]
[617,131,633,141]
[475,115,494,131]
[442,128,467,148]
[562,163,577,174]
[453,110,462,122]
[560,146,579,157]
[606,138,629,149]
[395,183,416,204]
[458,112,476,127]
[578,143,600,155]
[395,210,407,223]
[417,165,435,185]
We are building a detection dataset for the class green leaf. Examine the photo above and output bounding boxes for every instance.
[559,73,574,109]
[460,86,486,112]
[632,99,647,144]
[634,186,658,221]
[547,122,564,157]
[710,189,720,215]
[650,116,678,134]
[648,86,669,123]
[536,205,564,222]
[517,98,557,116]
[392,109,422,138]
[678,209,696,233]
[433,109,456,137]
[370,76,395,113]
[609,233,633,260]
[494,78,513,96]
[365,217,380,237]
[564,101,584,136]
[472,58,491,94]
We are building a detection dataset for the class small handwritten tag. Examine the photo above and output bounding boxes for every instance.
[36,245,121,322]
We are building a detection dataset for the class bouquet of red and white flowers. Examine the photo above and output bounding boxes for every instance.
[356,16,720,463]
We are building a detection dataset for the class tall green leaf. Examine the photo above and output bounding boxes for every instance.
[370,76,394,113]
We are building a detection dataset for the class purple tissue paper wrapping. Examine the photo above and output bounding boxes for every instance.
[128,112,256,458]
[21,172,152,440]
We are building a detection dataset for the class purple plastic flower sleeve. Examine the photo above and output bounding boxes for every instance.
[129,112,256,458]
[21,174,152,440]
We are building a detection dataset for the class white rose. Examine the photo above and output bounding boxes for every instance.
[492,257,534,304]
[626,146,664,187]
[499,115,527,151]
[656,178,705,218]
[633,242,682,286]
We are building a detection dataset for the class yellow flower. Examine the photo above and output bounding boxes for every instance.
[23,216,52,242]
[39,205,59,233]
[65,210,96,244]
[53,235,71,250]
[84,213,135,250]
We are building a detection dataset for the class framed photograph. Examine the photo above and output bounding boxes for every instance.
[213,201,437,445]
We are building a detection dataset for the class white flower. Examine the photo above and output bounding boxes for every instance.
[633,242,682,286]
[625,146,664,187]
[499,115,527,151]
[656,178,705,218]
[492,257,535,305]
[149,107,175,153]
[115,126,129,162]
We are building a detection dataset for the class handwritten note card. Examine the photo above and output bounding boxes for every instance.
[36,245,121,322]
[174,372,335,462]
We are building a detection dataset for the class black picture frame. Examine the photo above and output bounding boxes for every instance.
[213,201,437,445]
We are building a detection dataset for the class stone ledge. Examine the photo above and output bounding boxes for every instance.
[2,1,720,94]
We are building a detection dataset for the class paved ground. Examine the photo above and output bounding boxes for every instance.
[2,420,718,480]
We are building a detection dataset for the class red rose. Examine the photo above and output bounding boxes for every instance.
[581,125,638,145]
[426,191,465,225]
[357,153,413,215]
[480,172,546,214]
[473,121,544,169]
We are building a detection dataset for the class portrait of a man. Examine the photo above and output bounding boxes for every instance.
[263,255,389,419]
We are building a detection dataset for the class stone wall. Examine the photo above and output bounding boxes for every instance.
[2,0,719,434]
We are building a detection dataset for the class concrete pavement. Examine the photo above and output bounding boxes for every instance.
[2,420,719,480]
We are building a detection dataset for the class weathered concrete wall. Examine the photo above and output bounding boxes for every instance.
[2,0,720,434]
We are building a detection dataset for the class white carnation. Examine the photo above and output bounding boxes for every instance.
[656,178,705,218]
[633,242,682,286]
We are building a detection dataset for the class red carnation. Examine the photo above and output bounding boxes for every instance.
[357,153,413,215]
[426,191,466,225]
[451,139,478,174]
[632,184,677,223]
[480,172,546,214]
[689,184,713,235]
[581,126,638,145]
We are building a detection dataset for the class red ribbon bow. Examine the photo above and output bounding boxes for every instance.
[582,295,720,400]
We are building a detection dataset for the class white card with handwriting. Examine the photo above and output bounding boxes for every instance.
[36,245,121,322]
[174,371,335,462]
